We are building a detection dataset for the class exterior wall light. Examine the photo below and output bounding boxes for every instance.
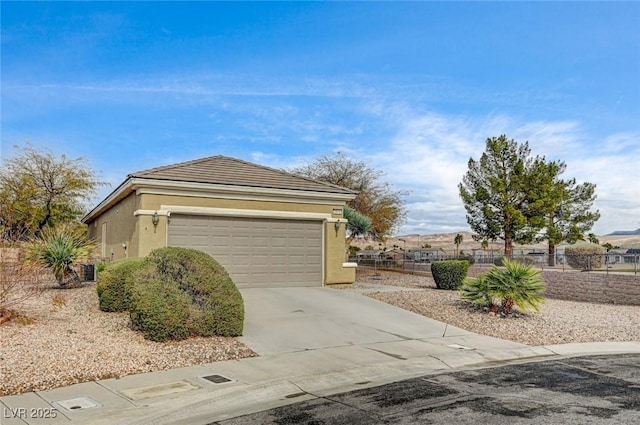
[152,211,160,226]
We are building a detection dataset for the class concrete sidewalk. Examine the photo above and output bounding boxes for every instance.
[2,284,639,424]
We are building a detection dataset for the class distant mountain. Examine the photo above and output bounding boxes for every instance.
[606,229,640,236]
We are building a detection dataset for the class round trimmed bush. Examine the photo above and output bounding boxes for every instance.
[129,277,191,342]
[565,243,605,270]
[96,258,144,312]
[431,260,470,290]
[141,247,244,337]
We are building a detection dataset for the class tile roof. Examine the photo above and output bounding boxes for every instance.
[129,155,357,195]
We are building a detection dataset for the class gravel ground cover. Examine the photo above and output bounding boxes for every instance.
[2,270,638,397]
[355,269,640,347]
[0,283,256,396]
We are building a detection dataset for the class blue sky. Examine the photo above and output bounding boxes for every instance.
[2,1,639,236]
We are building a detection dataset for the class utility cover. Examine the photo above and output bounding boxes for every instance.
[53,396,102,411]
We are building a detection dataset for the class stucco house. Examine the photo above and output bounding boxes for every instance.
[82,156,358,288]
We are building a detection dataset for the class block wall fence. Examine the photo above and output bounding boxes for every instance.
[468,265,640,306]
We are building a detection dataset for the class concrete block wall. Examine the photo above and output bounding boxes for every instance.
[468,265,640,305]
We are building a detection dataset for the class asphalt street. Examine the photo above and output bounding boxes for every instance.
[218,353,640,425]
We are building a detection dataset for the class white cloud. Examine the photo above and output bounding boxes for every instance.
[354,104,640,236]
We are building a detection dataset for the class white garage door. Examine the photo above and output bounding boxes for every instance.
[167,214,323,288]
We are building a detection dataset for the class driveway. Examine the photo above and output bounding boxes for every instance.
[239,287,524,356]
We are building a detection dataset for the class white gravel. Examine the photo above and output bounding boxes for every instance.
[355,269,640,347]
[0,283,256,396]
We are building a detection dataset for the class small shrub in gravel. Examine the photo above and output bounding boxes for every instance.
[141,247,244,338]
[96,258,144,312]
[129,278,191,342]
[431,260,469,290]
[460,257,545,315]
[565,243,605,271]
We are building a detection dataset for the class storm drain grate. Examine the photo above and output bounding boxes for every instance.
[201,374,234,384]
[53,396,102,412]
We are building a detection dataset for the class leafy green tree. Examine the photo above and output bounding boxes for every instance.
[291,153,406,240]
[459,135,552,257]
[25,224,97,288]
[0,144,106,242]
[454,233,463,256]
[459,257,545,315]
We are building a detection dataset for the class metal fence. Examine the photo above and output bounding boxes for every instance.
[351,254,640,275]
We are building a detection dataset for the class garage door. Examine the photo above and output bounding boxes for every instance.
[167,214,323,288]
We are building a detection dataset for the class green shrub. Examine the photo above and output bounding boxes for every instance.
[96,258,144,312]
[431,260,469,290]
[565,243,605,270]
[460,257,545,314]
[141,247,244,337]
[129,277,191,342]
[96,262,106,273]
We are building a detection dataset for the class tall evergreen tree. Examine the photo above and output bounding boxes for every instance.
[459,135,549,256]
[459,135,599,261]
[541,175,600,266]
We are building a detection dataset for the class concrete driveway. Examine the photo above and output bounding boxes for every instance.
[239,287,524,357]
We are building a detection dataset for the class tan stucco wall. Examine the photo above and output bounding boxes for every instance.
[324,221,356,285]
[88,191,355,284]
[136,210,169,258]
[87,193,138,261]
[139,193,339,216]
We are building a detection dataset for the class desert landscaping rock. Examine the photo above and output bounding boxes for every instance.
[0,283,256,396]
[2,269,638,397]
[357,269,640,346]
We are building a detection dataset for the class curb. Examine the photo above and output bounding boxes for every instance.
[67,341,640,425]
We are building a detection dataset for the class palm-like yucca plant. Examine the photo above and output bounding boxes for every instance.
[460,258,545,314]
[25,224,97,288]
[344,205,372,247]
[459,273,494,307]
